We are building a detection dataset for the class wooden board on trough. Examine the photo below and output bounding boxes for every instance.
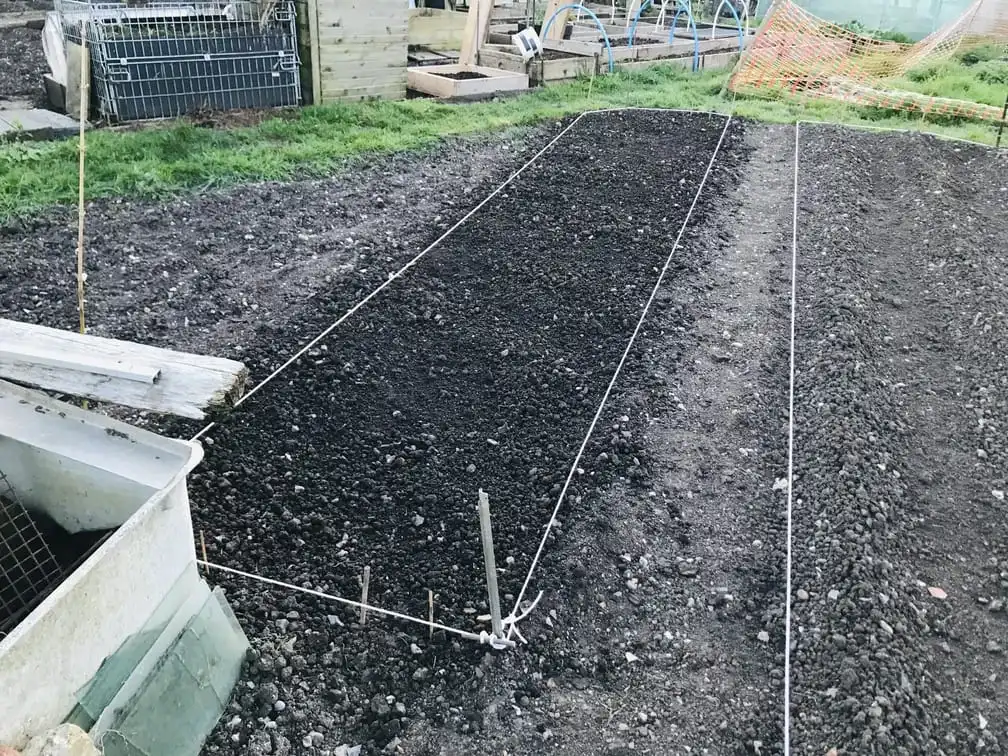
[407,63,528,98]
[0,319,248,419]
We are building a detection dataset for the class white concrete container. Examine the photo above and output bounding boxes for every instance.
[0,380,203,748]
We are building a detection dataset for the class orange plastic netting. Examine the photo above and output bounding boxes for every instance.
[728,0,1008,121]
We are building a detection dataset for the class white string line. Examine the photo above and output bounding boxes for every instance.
[507,112,735,629]
[198,559,514,648]
[190,110,594,442]
[783,120,799,756]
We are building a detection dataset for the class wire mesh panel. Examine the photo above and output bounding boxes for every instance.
[0,470,63,639]
[56,0,302,121]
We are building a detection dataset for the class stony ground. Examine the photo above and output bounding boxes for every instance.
[789,125,1008,755]
[0,127,549,394]
[0,25,46,105]
[0,114,1004,756]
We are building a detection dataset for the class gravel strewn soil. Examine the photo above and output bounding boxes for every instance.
[397,122,796,756]
[0,26,46,104]
[0,1,50,14]
[190,111,735,753]
[4,112,1003,756]
[790,126,1008,754]
[0,127,550,406]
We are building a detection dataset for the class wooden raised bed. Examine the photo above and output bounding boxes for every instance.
[406,63,529,98]
[478,41,598,84]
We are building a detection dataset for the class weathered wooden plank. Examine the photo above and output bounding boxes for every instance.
[307,0,322,104]
[409,7,468,49]
[477,46,528,74]
[313,0,408,101]
[539,53,597,82]
[322,83,406,101]
[459,0,494,66]
[0,319,248,419]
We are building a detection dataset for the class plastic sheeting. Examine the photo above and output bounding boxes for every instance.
[42,12,67,87]
[754,0,978,38]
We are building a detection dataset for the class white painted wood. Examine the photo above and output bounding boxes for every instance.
[0,379,203,747]
[0,319,247,419]
[0,344,159,384]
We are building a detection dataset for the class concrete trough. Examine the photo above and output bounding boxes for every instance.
[0,379,204,748]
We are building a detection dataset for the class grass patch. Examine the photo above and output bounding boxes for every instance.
[0,62,1002,220]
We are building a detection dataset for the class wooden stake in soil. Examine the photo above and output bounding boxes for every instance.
[199,530,209,573]
[996,91,1008,149]
[360,565,371,625]
[76,45,89,339]
[428,589,434,640]
[477,489,504,640]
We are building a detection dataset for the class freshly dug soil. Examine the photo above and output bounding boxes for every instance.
[6,110,1002,756]
[398,121,796,756]
[0,126,551,422]
[0,25,46,103]
[193,109,730,635]
[790,126,1008,753]
[191,110,778,755]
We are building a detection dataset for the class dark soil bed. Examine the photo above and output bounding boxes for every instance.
[790,126,1008,753]
[603,36,665,48]
[540,48,583,61]
[190,109,728,626]
[184,110,785,755]
[437,71,489,81]
[0,25,46,103]
[5,112,1003,756]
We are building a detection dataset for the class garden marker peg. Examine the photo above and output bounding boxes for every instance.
[360,565,371,625]
[477,489,504,640]
[428,589,434,639]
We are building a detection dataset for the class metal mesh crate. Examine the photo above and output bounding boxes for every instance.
[56,0,302,121]
[0,470,63,639]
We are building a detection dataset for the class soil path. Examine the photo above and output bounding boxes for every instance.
[790,125,1008,754]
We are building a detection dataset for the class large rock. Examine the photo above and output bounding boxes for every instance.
[0,746,22,756]
[21,726,98,756]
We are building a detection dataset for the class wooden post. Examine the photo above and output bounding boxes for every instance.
[459,0,493,65]
[477,489,504,640]
[75,45,89,341]
[541,0,571,41]
[996,91,1007,149]
[306,0,321,104]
